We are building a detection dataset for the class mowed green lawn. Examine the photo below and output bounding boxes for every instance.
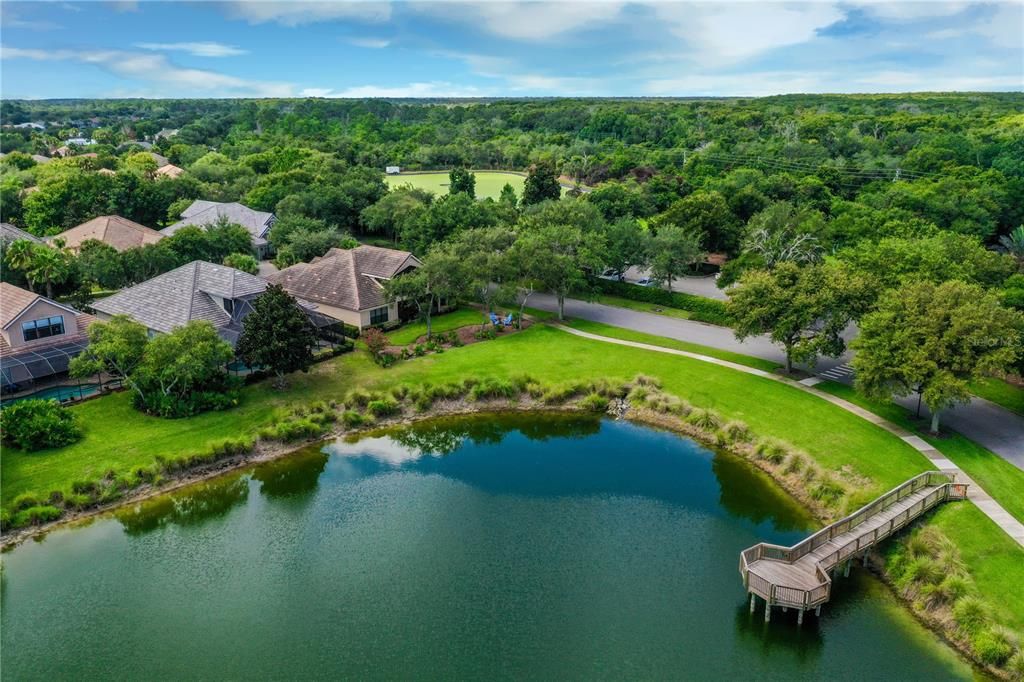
[4,324,929,508]
[816,381,1024,524]
[384,171,566,199]
[969,376,1024,416]
[387,307,489,345]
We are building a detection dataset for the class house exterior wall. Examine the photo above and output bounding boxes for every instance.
[359,302,399,329]
[306,301,398,330]
[3,300,81,350]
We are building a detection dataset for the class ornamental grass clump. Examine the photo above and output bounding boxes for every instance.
[579,393,610,413]
[367,398,400,418]
[686,408,722,432]
[468,378,518,402]
[720,420,753,444]
[753,437,791,464]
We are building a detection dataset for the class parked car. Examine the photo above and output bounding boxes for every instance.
[598,268,619,281]
[636,277,655,287]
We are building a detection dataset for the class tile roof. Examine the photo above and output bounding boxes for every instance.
[267,245,420,312]
[155,163,184,178]
[48,215,164,252]
[92,260,269,334]
[0,283,93,356]
[162,201,274,245]
[0,223,43,244]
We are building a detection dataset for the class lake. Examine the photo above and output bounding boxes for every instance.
[0,414,973,679]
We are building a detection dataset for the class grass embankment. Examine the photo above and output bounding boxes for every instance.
[816,381,1024,525]
[4,324,921,512]
[565,319,780,373]
[969,376,1024,417]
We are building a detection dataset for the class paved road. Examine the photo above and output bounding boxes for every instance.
[531,293,1024,469]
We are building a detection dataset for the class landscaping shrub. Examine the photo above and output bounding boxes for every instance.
[469,378,518,402]
[972,628,1015,666]
[473,327,497,341]
[753,437,791,464]
[346,388,373,407]
[1,399,83,451]
[720,420,753,444]
[11,493,43,512]
[342,410,365,428]
[953,596,991,635]
[686,408,722,432]
[595,279,733,326]
[12,505,62,526]
[367,398,400,418]
[579,393,610,413]
[809,475,845,506]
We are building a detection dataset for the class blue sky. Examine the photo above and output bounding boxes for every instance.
[1,1,1021,98]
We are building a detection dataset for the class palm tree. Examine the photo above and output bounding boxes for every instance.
[27,245,72,298]
[999,225,1024,270]
[5,240,40,292]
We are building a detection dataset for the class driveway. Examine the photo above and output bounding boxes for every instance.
[621,267,729,300]
[530,293,1024,470]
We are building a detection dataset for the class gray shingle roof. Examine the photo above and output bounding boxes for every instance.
[92,261,269,334]
[162,201,275,246]
[267,245,420,312]
[0,223,43,244]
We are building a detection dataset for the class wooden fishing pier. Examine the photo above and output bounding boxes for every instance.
[740,471,968,624]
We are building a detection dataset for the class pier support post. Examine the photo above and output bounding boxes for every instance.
[797,609,804,626]
[764,603,771,623]
[863,551,870,567]
[749,593,756,614]
[782,606,787,613]
[815,605,821,617]
[843,561,851,578]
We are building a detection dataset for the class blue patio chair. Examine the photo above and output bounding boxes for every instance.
[503,313,514,326]
[489,312,501,326]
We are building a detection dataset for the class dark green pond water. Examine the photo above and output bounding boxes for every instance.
[1,415,973,680]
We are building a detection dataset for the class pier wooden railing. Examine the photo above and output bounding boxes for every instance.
[740,471,967,611]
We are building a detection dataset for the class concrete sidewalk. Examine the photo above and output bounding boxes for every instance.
[530,292,1024,469]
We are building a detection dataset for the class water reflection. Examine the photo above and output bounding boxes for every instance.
[712,454,810,533]
[733,602,825,664]
[253,448,329,499]
[116,476,249,535]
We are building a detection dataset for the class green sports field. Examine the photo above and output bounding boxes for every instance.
[384,171,560,200]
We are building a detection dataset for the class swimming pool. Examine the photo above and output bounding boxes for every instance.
[1,383,101,406]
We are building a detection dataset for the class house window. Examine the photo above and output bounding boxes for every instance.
[22,315,65,342]
[369,306,390,325]
[223,298,234,315]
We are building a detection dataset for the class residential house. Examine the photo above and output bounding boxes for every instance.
[148,151,170,167]
[0,283,95,393]
[267,245,421,330]
[91,260,328,345]
[155,163,184,179]
[0,223,43,244]
[154,128,179,141]
[385,166,401,174]
[64,137,96,146]
[47,215,164,253]
[30,155,51,164]
[162,200,276,259]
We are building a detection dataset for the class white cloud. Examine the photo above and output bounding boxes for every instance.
[1,46,293,97]
[653,3,845,63]
[645,71,829,97]
[848,1,970,20]
[413,1,626,40]
[221,1,391,27]
[975,2,1024,50]
[135,41,248,57]
[311,81,489,98]
[348,37,391,48]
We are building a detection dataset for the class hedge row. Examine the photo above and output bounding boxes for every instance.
[594,279,732,326]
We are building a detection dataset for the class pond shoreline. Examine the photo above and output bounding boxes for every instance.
[0,399,999,678]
